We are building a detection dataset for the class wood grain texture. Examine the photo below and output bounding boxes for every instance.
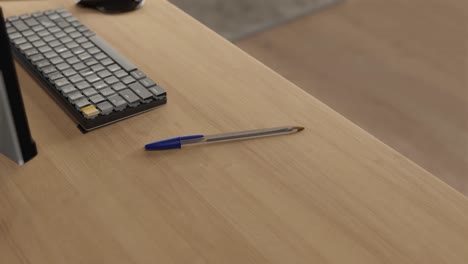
[0,1,468,264]
[237,0,468,195]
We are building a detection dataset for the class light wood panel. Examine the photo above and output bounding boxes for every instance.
[237,0,468,195]
[0,1,467,264]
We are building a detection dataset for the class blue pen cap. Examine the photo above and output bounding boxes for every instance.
[145,135,204,151]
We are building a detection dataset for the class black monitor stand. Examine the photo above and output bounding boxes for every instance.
[0,7,37,165]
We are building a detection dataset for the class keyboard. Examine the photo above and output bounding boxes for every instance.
[5,8,167,132]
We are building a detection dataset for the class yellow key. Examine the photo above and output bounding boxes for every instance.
[81,105,100,118]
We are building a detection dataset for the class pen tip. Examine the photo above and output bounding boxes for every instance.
[295,126,305,132]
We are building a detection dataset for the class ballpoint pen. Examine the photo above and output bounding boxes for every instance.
[145,126,305,151]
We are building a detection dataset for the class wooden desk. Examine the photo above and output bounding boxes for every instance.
[1,1,467,263]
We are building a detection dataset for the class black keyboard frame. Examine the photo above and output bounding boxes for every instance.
[7,10,167,133]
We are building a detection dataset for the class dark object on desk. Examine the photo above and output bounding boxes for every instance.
[0,8,37,165]
[77,0,145,13]
[6,8,167,132]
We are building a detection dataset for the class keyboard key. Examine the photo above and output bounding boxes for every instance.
[140,78,156,87]
[24,48,39,56]
[43,35,56,42]
[93,81,107,90]
[49,40,61,48]
[122,76,136,85]
[39,46,52,53]
[97,101,114,115]
[9,32,22,40]
[61,84,76,94]
[74,98,90,109]
[32,25,45,32]
[119,89,140,106]
[38,30,50,37]
[57,62,70,71]
[70,31,83,39]
[30,54,45,62]
[61,51,74,59]
[69,74,84,83]
[44,9,56,15]
[148,86,166,97]
[107,94,127,110]
[35,59,50,68]
[54,45,68,53]
[77,26,89,33]
[27,35,40,43]
[101,58,113,66]
[91,64,105,72]
[54,32,66,39]
[114,70,128,78]
[50,57,64,65]
[32,12,44,18]
[37,16,54,27]
[66,56,80,65]
[83,88,98,97]
[104,76,119,85]
[78,52,91,61]
[72,47,85,55]
[48,14,60,20]
[112,82,126,92]
[64,27,76,33]
[60,36,73,44]
[97,70,111,79]
[14,38,27,46]
[130,70,146,80]
[44,51,58,59]
[65,42,79,49]
[56,19,70,28]
[81,105,100,119]
[42,66,56,74]
[88,47,100,54]
[67,91,84,101]
[79,68,94,77]
[7,27,17,35]
[86,74,100,83]
[94,52,107,61]
[54,78,70,89]
[129,82,153,101]
[100,87,115,97]
[76,37,87,44]
[7,16,19,22]
[108,64,121,72]
[73,62,86,71]
[12,20,29,31]
[49,26,61,33]
[81,41,93,49]
[20,14,31,20]
[63,68,77,77]
[76,81,91,90]
[84,58,98,66]
[65,16,78,23]
[48,72,64,81]
[32,40,46,48]
[22,30,34,37]
[60,11,72,18]
[89,94,105,104]
[24,18,39,27]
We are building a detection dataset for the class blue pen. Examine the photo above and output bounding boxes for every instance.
[145,126,304,151]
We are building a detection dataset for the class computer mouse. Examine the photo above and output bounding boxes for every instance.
[76,0,145,14]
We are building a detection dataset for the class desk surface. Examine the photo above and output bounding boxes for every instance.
[1,1,467,263]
